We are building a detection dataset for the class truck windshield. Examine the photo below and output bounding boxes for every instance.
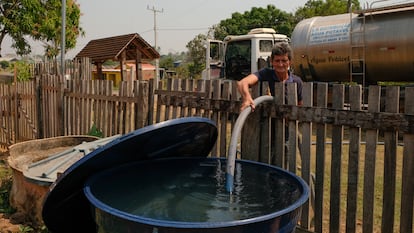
[225,40,251,80]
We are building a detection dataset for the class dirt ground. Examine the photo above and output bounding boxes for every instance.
[0,151,35,233]
[0,213,23,233]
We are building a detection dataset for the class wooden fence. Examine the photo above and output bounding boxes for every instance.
[0,75,413,233]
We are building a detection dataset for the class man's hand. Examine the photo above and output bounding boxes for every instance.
[240,99,255,112]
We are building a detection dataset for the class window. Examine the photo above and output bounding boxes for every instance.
[260,40,273,52]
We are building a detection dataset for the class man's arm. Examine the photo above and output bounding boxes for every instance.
[237,74,259,111]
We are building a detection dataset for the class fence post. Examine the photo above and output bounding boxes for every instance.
[362,85,381,233]
[329,84,345,233]
[381,86,399,233]
[400,87,414,232]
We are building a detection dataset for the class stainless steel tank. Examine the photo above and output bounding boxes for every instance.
[291,3,414,83]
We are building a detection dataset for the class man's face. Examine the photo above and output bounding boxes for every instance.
[271,54,290,73]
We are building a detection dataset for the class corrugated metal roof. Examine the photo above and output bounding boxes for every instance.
[75,33,160,63]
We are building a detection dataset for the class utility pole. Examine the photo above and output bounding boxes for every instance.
[61,0,66,77]
[147,5,163,88]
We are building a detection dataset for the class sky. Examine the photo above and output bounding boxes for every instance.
[2,0,412,58]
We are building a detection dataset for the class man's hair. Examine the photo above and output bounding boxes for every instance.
[271,42,292,61]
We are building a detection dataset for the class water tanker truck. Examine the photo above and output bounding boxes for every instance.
[204,2,414,85]
[291,2,414,84]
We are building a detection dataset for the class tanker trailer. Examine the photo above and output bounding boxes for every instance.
[291,3,414,84]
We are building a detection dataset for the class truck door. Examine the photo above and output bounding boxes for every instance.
[204,39,224,80]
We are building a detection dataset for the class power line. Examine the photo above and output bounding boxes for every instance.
[158,27,210,31]
[139,27,210,35]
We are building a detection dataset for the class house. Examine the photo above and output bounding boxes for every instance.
[75,33,159,83]
[92,63,156,87]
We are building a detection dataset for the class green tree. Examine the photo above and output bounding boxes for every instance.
[0,60,9,69]
[10,61,31,81]
[294,0,360,23]
[175,65,190,79]
[185,34,207,79]
[0,0,84,57]
[159,55,175,70]
[212,5,294,40]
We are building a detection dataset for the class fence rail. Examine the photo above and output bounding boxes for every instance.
[0,74,413,233]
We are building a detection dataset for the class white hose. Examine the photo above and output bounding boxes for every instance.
[225,95,274,193]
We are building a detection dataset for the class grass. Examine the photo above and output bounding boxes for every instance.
[0,159,14,215]
[307,129,405,233]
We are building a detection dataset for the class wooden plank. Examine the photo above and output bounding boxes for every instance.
[171,79,179,119]
[147,79,155,125]
[49,76,56,136]
[48,76,54,136]
[219,81,230,158]
[137,81,149,129]
[268,105,412,133]
[195,79,204,117]
[272,82,285,167]
[330,84,344,233]
[124,81,133,133]
[6,84,13,144]
[183,79,190,117]
[203,80,212,118]
[17,80,37,140]
[155,80,163,123]
[64,80,70,135]
[346,85,362,233]
[74,79,81,135]
[179,79,188,117]
[78,79,86,134]
[259,81,271,164]
[103,80,112,136]
[42,76,49,136]
[287,83,298,172]
[112,81,121,134]
[116,81,124,134]
[362,85,381,233]
[93,80,101,134]
[165,79,173,121]
[180,79,188,117]
[314,82,328,233]
[299,82,312,229]
[241,81,262,162]
[13,75,18,140]
[41,76,47,137]
[70,79,76,135]
[230,80,239,153]
[86,80,93,134]
[75,79,82,134]
[210,79,221,158]
[56,75,64,136]
[381,86,399,233]
[400,87,414,233]
[32,80,38,138]
[0,84,5,145]
[49,77,54,136]
[186,79,195,117]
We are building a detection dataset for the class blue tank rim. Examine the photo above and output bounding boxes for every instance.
[84,157,310,229]
[41,117,218,233]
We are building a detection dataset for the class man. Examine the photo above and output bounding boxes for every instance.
[237,42,303,110]
[237,42,304,167]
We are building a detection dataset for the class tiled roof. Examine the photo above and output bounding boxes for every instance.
[75,33,160,63]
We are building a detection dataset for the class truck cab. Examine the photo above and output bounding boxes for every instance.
[203,28,290,81]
